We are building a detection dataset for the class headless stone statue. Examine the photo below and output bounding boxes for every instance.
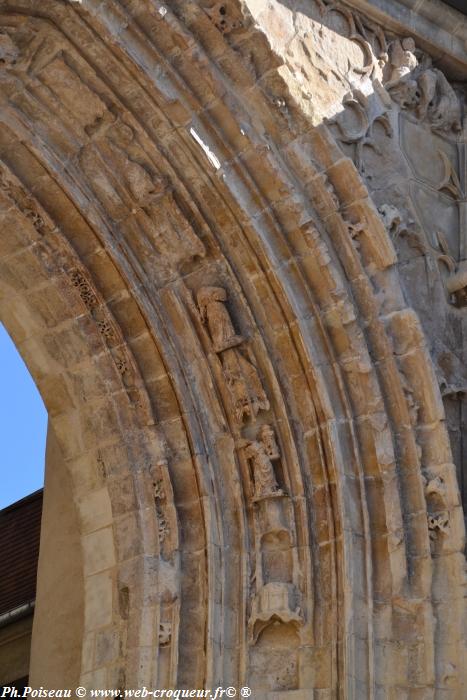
[197,286,243,352]
[245,439,282,500]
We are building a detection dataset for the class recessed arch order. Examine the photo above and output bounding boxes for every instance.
[0,1,464,697]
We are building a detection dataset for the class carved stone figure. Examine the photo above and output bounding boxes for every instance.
[425,475,447,502]
[424,474,450,542]
[427,512,449,539]
[244,440,282,501]
[384,39,461,132]
[416,67,462,132]
[446,263,467,308]
[222,349,270,422]
[69,269,99,310]
[259,424,280,460]
[386,38,418,87]
[378,204,402,234]
[197,286,243,352]
[157,508,170,544]
[149,190,206,268]
[432,234,467,307]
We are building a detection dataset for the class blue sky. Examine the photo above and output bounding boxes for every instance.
[0,323,47,509]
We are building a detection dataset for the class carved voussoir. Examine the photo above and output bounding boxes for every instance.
[222,348,270,422]
[244,425,284,502]
[197,286,243,352]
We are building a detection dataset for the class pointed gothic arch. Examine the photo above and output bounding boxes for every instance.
[0,1,464,697]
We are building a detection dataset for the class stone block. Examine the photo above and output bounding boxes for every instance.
[82,527,116,576]
[78,487,114,535]
[84,571,114,631]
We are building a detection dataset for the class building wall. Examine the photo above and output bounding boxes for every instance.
[29,426,84,688]
[0,616,32,687]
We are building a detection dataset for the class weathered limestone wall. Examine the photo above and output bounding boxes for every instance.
[29,425,84,687]
[0,0,464,697]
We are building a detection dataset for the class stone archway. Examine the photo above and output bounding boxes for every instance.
[0,1,465,697]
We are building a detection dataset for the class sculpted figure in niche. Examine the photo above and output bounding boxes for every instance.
[384,38,461,132]
[427,512,449,540]
[259,424,280,461]
[386,38,418,87]
[245,432,283,501]
[222,348,270,422]
[416,62,462,132]
[147,189,206,267]
[197,286,243,352]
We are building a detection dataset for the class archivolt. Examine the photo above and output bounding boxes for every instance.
[0,1,463,697]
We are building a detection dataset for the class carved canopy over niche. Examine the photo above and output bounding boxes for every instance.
[0,1,465,698]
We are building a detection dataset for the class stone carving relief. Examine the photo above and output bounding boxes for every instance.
[385,38,418,87]
[196,286,270,422]
[313,0,389,79]
[330,89,392,173]
[0,165,53,237]
[424,474,450,543]
[437,151,464,200]
[242,425,303,649]
[150,459,177,560]
[244,425,283,502]
[378,204,430,261]
[80,121,205,277]
[192,278,303,654]
[378,203,467,307]
[157,597,180,688]
[197,286,243,352]
[383,39,462,133]
[204,2,244,36]
[445,263,467,308]
[69,268,99,310]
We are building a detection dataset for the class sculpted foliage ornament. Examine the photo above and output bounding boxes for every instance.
[330,89,392,173]
[197,285,270,421]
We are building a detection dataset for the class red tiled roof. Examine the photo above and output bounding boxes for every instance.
[0,490,43,617]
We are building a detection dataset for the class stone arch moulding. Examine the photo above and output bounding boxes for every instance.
[0,1,464,698]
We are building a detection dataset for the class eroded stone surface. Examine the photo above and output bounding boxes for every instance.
[0,0,465,697]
